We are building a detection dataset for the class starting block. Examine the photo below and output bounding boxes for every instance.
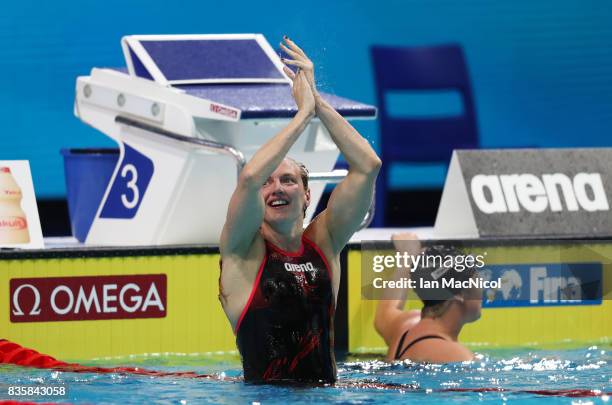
[73,34,376,245]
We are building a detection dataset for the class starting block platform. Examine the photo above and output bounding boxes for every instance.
[74,34,376,246]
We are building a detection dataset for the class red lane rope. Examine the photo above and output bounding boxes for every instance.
[523,389,610,397]
[441,387,611,397]
[339,383,611,397]
[1,340,609,397]
[0,339,237,381]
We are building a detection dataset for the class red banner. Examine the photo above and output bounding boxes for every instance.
[10,274,167,322]
[210,103,238,119]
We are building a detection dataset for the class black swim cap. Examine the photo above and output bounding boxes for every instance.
[411,245,476,307]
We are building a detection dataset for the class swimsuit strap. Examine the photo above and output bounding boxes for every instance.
[396,334,447,360]
[394,330,411,360]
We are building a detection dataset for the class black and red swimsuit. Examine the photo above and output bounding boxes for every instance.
[235,237,336,384]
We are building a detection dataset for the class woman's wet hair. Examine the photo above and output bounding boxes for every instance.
[286,157,309,191]
[411,245,477,318]
[286,157,309,217]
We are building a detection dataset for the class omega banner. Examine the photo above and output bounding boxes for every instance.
[434,149,612,238]
[10,274,167,322]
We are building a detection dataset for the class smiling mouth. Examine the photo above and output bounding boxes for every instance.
[269,199,289,208]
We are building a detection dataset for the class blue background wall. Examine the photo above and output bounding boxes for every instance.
[1,0,611,197]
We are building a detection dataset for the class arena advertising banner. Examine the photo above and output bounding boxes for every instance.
[434,149,612,238]
[360,239,610,308]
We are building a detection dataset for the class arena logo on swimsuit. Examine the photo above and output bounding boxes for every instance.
[284,262,316,272]
[470,172,609,214]
[9,275,166,322]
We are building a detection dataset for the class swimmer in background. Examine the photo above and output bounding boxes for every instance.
[219,36,381,383]
[375,233,481,363]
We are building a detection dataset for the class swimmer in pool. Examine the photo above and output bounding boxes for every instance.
[375,233,482,363]
[219,36,381,383]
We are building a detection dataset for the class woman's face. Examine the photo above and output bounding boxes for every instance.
[261,159,310,225]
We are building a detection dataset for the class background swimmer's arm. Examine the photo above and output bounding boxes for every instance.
[374,275,412,348]
[375,233,422,348]
[220,75,315,256]
[375,278,421,352]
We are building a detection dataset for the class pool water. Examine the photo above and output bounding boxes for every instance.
[0,345,609,404]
